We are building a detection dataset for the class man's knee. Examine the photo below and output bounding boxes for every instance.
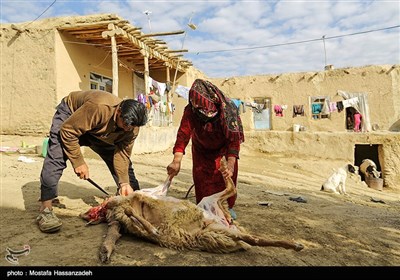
[40,174,59,189]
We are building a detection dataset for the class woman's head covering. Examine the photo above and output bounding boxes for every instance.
[189,79,244,143]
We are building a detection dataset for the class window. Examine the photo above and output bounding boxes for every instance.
[90,72,113,93]
[309,96,330,119]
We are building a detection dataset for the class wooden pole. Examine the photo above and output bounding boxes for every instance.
[140,49,150,96]
[102,23,121,96]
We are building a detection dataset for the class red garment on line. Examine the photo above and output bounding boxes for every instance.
[173,105,241,208]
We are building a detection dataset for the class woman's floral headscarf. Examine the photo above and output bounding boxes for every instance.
[189,79,244,143]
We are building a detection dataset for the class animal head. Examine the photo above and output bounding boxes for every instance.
[366,165,381,178]
[346,164,357,174]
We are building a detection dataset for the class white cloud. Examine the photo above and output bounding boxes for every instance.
[1,0,399,78]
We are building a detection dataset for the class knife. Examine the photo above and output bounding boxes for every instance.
[87,178,110,196]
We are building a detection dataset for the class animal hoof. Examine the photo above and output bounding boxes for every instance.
[99,245,111,264]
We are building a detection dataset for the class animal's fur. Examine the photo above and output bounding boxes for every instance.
[321,164,356,195]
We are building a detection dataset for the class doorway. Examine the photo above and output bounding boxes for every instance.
[253,97,271,130]
[354,144,381,181]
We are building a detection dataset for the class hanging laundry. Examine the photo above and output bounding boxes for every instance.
[342,97,359,108]
[151,78,167,97]
[241,101,246,113]
[311,104,322,114]
[147,77,153,92]
[175,85,190,100]
[137,93,146,105]
[274,105,283,117]
[244,102,264,113]
[337,101,344,112]
[321,99,330,115]
[231,98,242,108]
[293,105,305,117]
[329,102,337,112]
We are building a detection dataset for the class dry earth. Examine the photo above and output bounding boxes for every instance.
[1,135,399,272]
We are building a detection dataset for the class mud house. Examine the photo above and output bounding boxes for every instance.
[1,14,206,152]
[1,14,399,189]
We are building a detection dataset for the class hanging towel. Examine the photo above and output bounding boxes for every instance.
[137,93,146,105]
[231,98,242,108]
[321,100,330,115]
[311,104,322,114]
[342,97,359,108]
[329,102,337,112]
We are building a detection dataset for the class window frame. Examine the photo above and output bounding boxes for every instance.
[89,72,113,93]
[309,96,330,120]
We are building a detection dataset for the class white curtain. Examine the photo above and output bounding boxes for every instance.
[338,90,372,132]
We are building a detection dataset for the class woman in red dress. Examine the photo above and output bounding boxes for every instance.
[354,112,362,132]
[167,79,244,219]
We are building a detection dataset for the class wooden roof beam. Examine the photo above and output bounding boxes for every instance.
[165,49,188,53]
[137,30,185,38]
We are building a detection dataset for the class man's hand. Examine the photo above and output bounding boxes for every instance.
[75,164,89,180]
[118,183,134,196]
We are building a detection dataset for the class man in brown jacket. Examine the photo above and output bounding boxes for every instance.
[37,90,148,233]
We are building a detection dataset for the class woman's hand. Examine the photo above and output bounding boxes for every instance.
[167,161,181,179]
[167,152,183,179]
[221,166,234,179]
[222,156,236,179]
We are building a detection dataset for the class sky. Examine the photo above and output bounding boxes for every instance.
[1,0,399,78]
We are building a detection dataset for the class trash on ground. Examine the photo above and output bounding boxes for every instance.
[289,196,307,203]
[370,197,385,204]
[258,201,272,207]
[17,156,37,163]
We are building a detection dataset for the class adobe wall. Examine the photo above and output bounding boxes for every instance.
[244,131,400,189]
[210,65,400,132]
[1,23,57,135]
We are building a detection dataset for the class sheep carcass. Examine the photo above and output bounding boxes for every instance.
[81,160,304,264]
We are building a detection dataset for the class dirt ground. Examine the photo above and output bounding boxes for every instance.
[1,135,399,270]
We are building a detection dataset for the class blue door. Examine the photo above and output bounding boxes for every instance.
[253,98,271,130]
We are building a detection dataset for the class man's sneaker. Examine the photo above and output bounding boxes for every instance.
[36,207,62,233]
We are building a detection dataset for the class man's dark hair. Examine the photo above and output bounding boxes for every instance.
[119,99,148,126]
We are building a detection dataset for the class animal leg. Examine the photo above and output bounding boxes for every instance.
[238,233,304,251]
[217,158,237,221]
[125,206,159,236]
[99,221,121,264]
[339,181,346,194]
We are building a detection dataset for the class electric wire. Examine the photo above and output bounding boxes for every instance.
[191,25,400,54]
[22,0,57,29]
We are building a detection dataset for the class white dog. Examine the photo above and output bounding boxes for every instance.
[321,164,356,195]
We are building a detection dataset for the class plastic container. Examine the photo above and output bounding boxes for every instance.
[293,124,301,132]
[41,137,49,158]
[366,177,383,191]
